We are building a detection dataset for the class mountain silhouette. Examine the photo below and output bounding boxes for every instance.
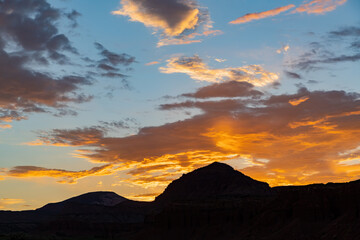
[156,162,272,203]
[1,162,360,240]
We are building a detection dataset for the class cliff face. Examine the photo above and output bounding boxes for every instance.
[1,163,360,240]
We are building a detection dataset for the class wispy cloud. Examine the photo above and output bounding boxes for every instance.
[229,4,295,24]
[145,61,160,66]
[159,55,279,86]
[292,0,347,15]
[94,42,136,80]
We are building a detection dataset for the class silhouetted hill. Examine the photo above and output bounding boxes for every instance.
[156,162,273,203]
[38,191,127,214]
[1,162,360,240]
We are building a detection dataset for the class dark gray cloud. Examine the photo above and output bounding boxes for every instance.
[0,0,93,125]
[181,81,263,99]
[0,0,136,126]
[293,53,360,70]
[65,10,81,28]
[284,71,302,79]
[307,80,319,84]
[329,26,360,37]
[93,42,136,84]
[99,118,139,129]
[95,42,136,67]
[350,41,360,49]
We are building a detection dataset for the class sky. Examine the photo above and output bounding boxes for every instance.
[0,0,359,211]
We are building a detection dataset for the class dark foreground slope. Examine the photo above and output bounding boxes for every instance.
[141,180,360,240]
[1,162,360,240]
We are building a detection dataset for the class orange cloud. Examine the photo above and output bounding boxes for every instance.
[289,96,310,106]
[292,0,347,14]
[11,85,360,189]
[0,124,11,129]
[229,4,295,24]
[159,55,279,86]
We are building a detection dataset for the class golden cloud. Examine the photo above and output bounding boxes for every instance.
[159,55,279,86]
[113,0,199,36]
[112,0,219,46]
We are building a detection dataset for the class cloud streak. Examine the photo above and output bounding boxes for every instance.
[292,0,347,15]
[8,164,115,184]
[229,1,347,26]
[229,4,295,24]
